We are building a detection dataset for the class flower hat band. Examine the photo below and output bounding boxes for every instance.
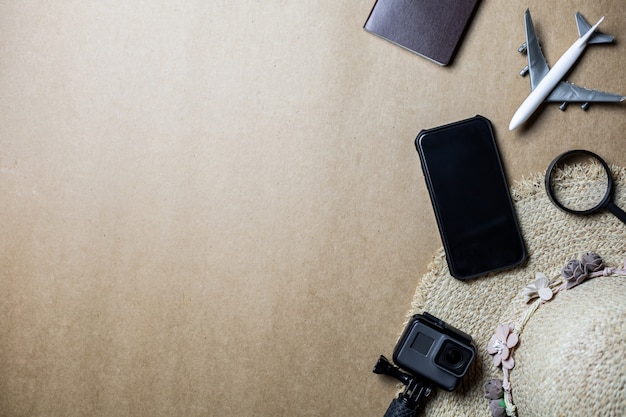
[483,252,626,417]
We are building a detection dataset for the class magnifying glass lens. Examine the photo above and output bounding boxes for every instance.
[548,155,610,212]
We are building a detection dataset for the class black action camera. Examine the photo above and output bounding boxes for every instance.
[373,312,475,416]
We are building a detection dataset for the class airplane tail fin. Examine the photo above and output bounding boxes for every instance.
[576,12,614,44]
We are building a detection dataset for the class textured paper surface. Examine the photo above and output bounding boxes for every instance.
[0,2,624,416]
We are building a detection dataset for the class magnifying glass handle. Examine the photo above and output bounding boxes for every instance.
[607,202,626,225]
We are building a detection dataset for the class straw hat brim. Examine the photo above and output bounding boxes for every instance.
[406,163,626,416]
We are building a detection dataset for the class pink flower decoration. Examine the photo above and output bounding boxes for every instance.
[487,324,519,370]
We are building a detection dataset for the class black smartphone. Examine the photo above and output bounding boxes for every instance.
[415,115,526,280]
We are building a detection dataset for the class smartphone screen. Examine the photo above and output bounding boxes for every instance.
[415,116,526,280]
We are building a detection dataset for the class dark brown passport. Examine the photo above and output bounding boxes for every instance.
[364,0,480,66]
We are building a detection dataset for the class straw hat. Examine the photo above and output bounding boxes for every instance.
[406,162,626,416]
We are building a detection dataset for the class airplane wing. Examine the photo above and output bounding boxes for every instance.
[546,81,626,103]
[523,9,550,91]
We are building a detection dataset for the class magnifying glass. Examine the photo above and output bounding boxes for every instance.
[545,150,626,224]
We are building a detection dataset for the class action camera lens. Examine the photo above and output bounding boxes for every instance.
[435,340,473,376]
[444,348,462,366]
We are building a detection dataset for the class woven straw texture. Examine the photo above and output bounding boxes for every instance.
[407,163,626,417]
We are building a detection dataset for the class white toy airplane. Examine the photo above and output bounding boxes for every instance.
[509,10,625,130]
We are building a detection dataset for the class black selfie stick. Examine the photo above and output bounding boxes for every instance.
[373,356,433,417]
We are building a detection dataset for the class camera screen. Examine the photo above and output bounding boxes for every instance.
[434,340,473,377]
[411,333,434,355]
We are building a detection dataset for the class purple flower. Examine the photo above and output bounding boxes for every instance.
[484,378,503,400]
[489,399,507,417]
[487,325,519,370]
[581,252,604,274]
[561,259,587,289]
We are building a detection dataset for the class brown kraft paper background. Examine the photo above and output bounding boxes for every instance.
[1,1,624,416]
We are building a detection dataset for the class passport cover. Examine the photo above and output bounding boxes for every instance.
[364,0,480,66]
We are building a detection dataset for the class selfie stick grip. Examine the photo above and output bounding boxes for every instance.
[383,397,418,417]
